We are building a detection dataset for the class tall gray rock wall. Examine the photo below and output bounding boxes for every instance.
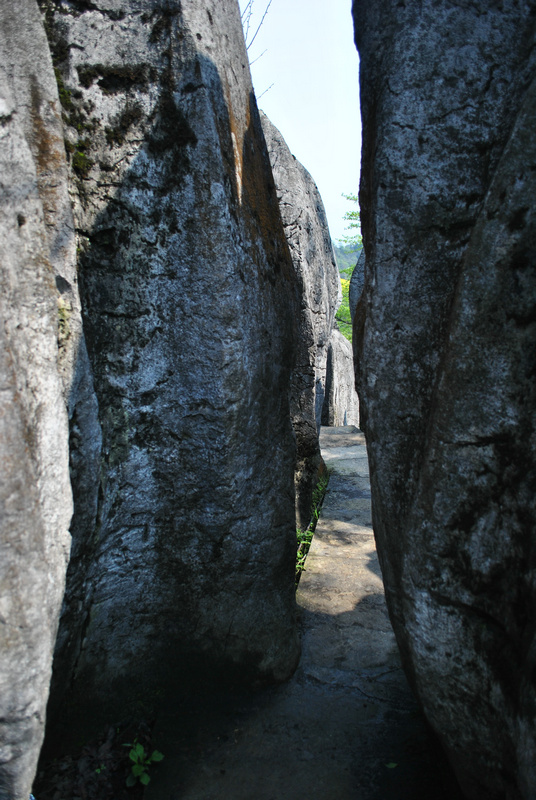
[260,112,341,528]
[349,248,364,322]
[38,0,300,720]
[354,1,536,798]
[0,1,74,796]
[322,329,359,429]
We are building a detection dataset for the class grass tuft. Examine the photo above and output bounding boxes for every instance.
[295,470,330,586]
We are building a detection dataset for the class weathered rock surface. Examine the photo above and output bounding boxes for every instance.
[260,112,341,528]
[354,1,536,797]
[349,248,364,321]
[322,329,360,428]
[40,0,300,721]
[0,1,73,796]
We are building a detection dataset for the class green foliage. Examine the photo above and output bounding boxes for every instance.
[333,242,361,274]
[333,192,362,343]
[54,67,73,111]
[123,739,164,787]
[338,192,362,249]
[296,471,330,585]
[71,149,93,178]
[336,277,352,343]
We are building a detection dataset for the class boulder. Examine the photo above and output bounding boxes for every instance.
[322,329,360,428]
[260,112,341,528]
[354,1,536,797]
[41,0,300,720]
[0,1,73,795]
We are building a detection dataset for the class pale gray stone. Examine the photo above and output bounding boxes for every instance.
[260,112,341,528]
[354,1,536,797]
[322,329,359,429]
[0,1,73,796]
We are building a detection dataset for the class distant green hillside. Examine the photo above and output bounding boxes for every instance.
[333,242,362,276]
[333,242,362,343]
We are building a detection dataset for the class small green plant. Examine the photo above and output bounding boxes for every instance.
[122,739,164,787]
[295,471,330,585]
[296,525,313,579]
[71,149,93,178]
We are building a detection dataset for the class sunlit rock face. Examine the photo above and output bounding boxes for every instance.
[260,112,341,528]
[0,1,74,795]
[322,329,359,429]
[42,0,300,718]
[353,1,536,797]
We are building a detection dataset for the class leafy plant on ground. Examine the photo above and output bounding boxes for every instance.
[33,720,157,799]
[296,471,330,586]
[123,739,164,787]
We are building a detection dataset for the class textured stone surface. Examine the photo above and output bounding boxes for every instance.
[41,0,300,718]
[354,1,536,797]
[322,329,360,428]
[349,248,364,321]
[260,112,341,528]
[0,1,73,796]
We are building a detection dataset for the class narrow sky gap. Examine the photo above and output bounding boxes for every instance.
[239,0,362,242]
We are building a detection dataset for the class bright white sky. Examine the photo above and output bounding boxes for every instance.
[238,0,361,242]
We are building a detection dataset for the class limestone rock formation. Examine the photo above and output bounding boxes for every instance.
[354,1,536,797]
[260,112,341,528]
[322,329,360,428]
[349,248,364,321]
[0,1,74,795]
[38,0,300,722]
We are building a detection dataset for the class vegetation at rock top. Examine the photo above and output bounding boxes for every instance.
[336,278,353,342]
[333,242,361,273]
[333,194,362,343]
[338,192,362,248]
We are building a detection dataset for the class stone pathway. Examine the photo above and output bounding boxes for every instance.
[146,426,462,800]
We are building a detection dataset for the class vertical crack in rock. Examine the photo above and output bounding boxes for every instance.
[260,112,343,528]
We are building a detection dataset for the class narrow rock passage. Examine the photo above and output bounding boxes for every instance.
[146,427,462,800]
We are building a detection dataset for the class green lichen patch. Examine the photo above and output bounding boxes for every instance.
[38,0,71,64]
[72,149,93,178]
[53,65,99,136]
[54,67,73,111]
